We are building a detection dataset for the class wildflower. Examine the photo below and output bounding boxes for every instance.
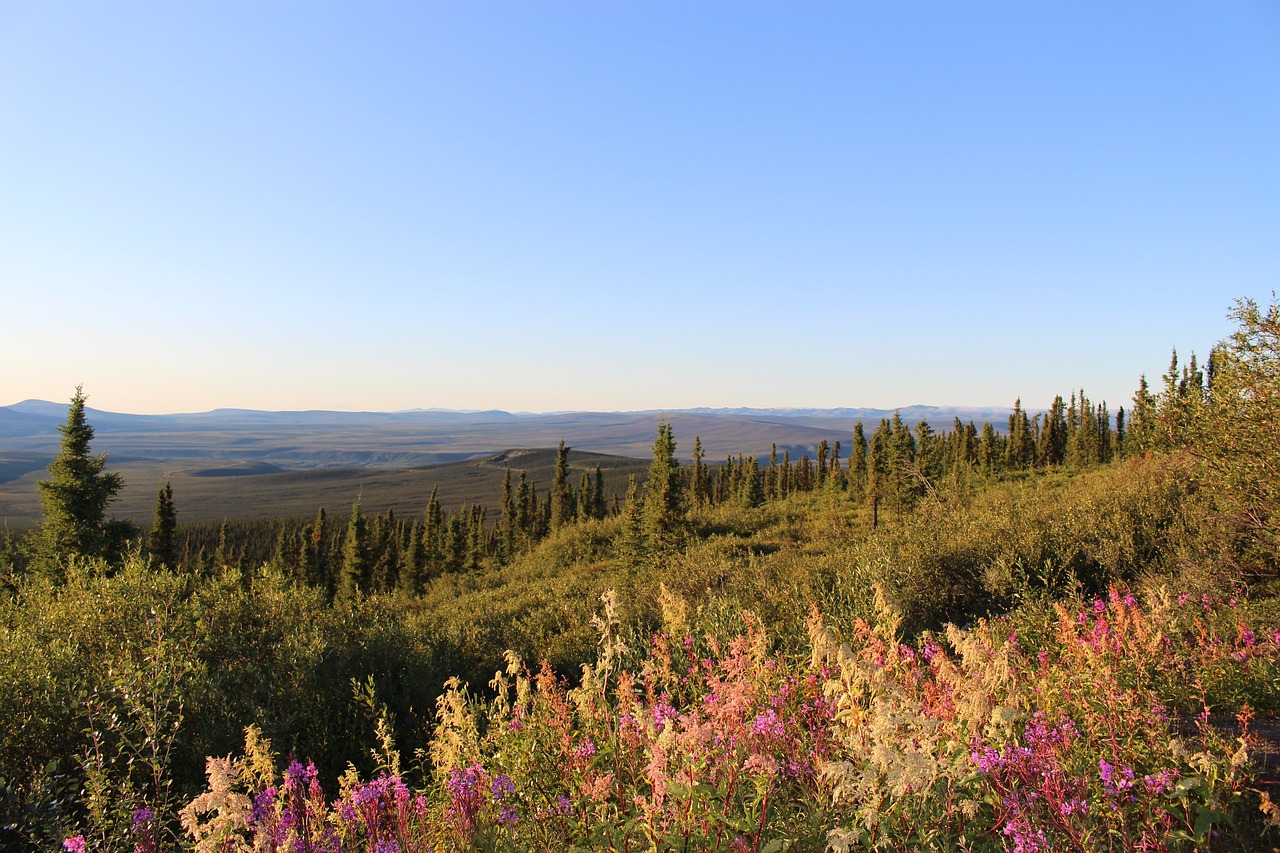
[652,699,678,727]
[1059,798,1088,817]
[1143,769,1178,794]
[574,738,597,760]
[132,807,155,827]
[752,708,785,739]
[499,805,520,825]
[63,837,87,853]
[491,774,515,800]
[971,745,1004,773]
[1178,594,1189,606]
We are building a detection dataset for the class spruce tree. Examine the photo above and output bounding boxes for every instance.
[550,440,573,532]
[499,467,516,563]
[593,465,607,520]
[739,456,764,508]
[689,436,709,508]
[615,475,648,568]
[849,422,869,500]
[32,386,131,575]
[147,480,178,569]
[643,421,685,555]
[338,498,371,600]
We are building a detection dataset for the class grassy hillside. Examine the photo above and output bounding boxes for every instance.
[3,300,1279,850]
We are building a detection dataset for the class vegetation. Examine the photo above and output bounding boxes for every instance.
[1,298,1279,850]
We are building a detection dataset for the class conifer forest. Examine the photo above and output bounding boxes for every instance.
[2,297,1279,851]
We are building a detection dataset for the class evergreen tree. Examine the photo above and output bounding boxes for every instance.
[614,475,648,568]
[550,440,573,532]
[498,467,517,563]
[849,422,869,500]
[1040,395,1068,466]
[338,498,371,600]
[31,386,131,575]
[1128,375,1157,455]
[689,436,709,508]
[400,518,426,596]
[739,456,764,508]
[423,487,444,577]
[643,421,685,555]
[866,420,893,528]
[766,444,780,501]
[1115,407,1127,459]
[311,508,329,591]
[147,480,178,569]
[214,519,233,571]
[576,471,594,522]
[593,465,607,520]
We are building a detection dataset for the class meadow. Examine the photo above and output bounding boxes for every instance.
[3,299,1279,851]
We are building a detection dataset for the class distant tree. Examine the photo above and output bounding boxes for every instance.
[1040,395,1068,467]
[400,518,426,596]
[576,470,594,522]
[866,419,893,528]
[30,386,133,577]
[614,475,648,568]
[689,436,709,508]
[498,467,517,563]
[739,456,764,508]
[978,421,999,473]
[1128,375,1157,455]
[214,519,233,571]
[338,498,371,600]
[147,480,178,569]
[593,464,608,520]
[550,440,573,532]
[643,421,686,555]
[849,422,868,500]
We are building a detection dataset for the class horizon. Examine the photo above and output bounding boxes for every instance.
[4,397,1024,419]
[3,2,1277,415]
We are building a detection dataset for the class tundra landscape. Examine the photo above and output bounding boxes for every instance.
[4,2,1278,850]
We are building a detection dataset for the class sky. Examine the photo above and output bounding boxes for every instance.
[2,1,1278,415]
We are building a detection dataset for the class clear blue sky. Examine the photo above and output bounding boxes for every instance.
[3,1,1278,414]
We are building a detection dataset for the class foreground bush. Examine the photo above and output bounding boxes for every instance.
[153,587,1278,852]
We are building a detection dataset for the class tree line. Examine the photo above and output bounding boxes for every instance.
[8,313,1266,596]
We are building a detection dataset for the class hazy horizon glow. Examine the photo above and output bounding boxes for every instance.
[3,2,1278,416]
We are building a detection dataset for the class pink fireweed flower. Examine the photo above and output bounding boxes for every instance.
[752,708,785,739]
[573,739,597,760]
[62,837,86,853]
[652,699,678,727]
